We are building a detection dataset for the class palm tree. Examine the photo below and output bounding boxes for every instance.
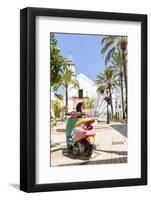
[54,63,79,111]
[111,50,126,119]
[101,35,127,116]
[50,33,66,87]
[101,36,117,65]
[95,67,119,119]
[120,37,128,116]
[101,36,127,64]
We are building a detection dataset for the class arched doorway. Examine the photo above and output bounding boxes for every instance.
[76,102,83,112]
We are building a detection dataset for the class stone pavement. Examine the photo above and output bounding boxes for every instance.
[51,121,127,166]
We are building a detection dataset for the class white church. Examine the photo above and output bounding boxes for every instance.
[51,55,122,121]
[66,56,107,120]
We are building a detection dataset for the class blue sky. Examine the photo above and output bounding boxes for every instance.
[54,33,106,81]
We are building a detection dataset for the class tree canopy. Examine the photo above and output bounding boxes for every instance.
[50,33,66,87]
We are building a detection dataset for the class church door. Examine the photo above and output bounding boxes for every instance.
[76,102,83,112]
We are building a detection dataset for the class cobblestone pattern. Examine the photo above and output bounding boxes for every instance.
[51,122,128,166]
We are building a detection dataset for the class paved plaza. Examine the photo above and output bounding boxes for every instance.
[51,121,128,167]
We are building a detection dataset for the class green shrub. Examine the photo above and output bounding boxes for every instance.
[52,100,61,119]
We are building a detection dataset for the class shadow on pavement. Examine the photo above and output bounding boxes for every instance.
[96,149,127,156]
[110,124,127,137]
[57,156,127,166]
[62,148,100,161]
[83,157,127,165]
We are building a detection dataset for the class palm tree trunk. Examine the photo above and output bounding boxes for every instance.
[106,91,110,124]
[109,88,113,119]
[65,85,68,111]
[107,102,110,124]
[122,49,127,118]
[120,73,125,119]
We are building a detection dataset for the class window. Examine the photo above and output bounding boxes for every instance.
[78,89,83,98]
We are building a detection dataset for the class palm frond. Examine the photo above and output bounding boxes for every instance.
[96,85,105,94]
[101,40,114,54]
[105,47,115,65]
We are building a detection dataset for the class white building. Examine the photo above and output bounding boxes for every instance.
[51,55,124,121]
[66,55,107,120]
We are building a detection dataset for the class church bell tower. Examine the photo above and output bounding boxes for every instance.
[67,54,75,73]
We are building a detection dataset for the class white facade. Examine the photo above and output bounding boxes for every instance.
[64,55,106,119]
[68,73,107,120]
